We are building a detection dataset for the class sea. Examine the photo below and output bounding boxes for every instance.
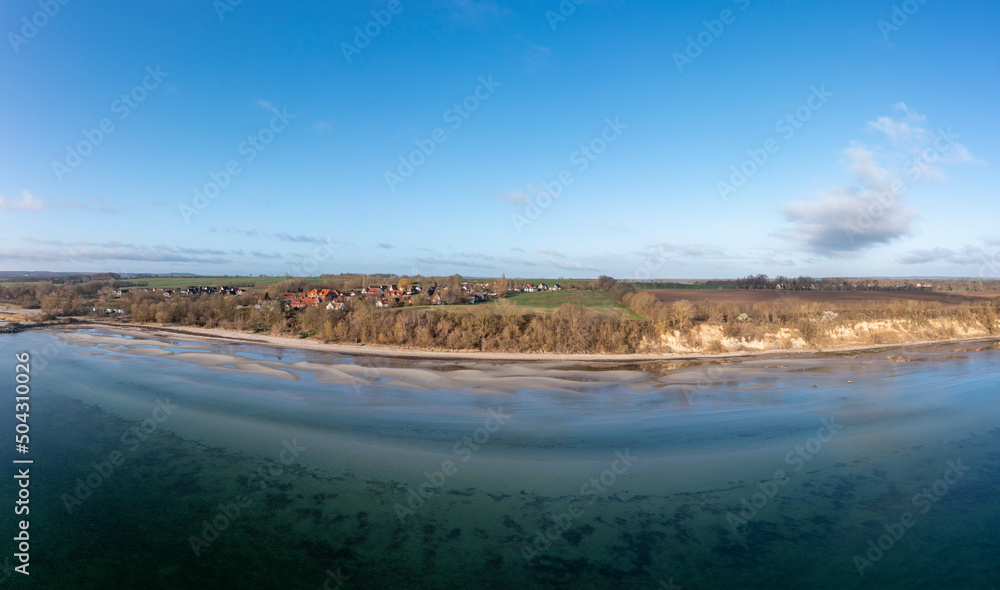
[0,327,997,589]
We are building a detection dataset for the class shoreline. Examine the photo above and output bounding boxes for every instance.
[35,320,1000,363]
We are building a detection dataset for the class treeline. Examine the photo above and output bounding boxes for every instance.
[0,281,103,315]
[617,275,1000,292]
[0,272,120,285]
[0,280,161,317]
[726,275,1000,292]
[593,276,1000,347]
[730,275,909,291]
[594,276,698,332]
[309,301,650,353]
[118,289,651,354]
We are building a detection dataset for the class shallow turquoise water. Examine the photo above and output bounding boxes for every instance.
[1,328,998,589]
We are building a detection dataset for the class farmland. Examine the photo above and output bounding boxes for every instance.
[398,290,643,319]
[648,289,1000,307]
[498,290,642,318]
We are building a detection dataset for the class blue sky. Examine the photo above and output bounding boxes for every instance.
[1,0,997,279]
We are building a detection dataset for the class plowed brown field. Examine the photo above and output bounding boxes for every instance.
[647,290,1000,307]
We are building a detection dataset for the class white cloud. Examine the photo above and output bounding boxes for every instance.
[414,256,496,270]
[843,145,893,191]
[865,104,982,179]
[946,142,981,165]
[521,39,551,70]
[213,227,340,246]
[641,243,726,261]
[867,117,919,144]
[549,260,597,271]
[61,196,116,214]
[892,102,926,122]
[867,102,927,145]
[897,244,1000,276]
[0,190,44,211]
[2,241,236,265]
[617,243,734,281]
[781,187,916,256]
[780,104,978,257]
[446,0,503,23]
[493,190,531,205]
[599,221,630,233]
[754,251,796,267]
[0,191,119,214]
[271,232,335,245]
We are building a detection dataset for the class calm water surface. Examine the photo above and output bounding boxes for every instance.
[1,328,998,589]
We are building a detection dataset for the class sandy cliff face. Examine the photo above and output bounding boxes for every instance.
[655,317,998,355]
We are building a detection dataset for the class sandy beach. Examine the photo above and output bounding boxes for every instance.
[0,306,43,324]
[47,320,1000,363]
[55,329,658,394]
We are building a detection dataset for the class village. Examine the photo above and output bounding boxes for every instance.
[283,280,567,310]
[105,281,570,313]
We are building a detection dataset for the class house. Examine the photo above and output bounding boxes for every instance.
[290,296,322,309]
[307,288,337,300]
[432,289,449,304]
[326,299,346,311]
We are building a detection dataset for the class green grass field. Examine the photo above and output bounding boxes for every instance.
[497,290,643,319]
[397,291,641,319]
